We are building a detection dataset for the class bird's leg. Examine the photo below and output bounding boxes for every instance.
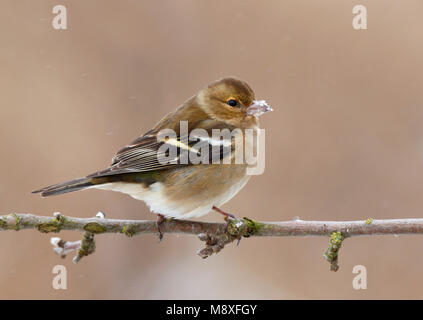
[212,206,236,231]
[212,206,236,220]
[156,214,165,242]
[212,206,242,246]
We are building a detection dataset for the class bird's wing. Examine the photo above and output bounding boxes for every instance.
[87,121,236,178]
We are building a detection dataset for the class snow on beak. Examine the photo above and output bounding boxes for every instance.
[246,100,273,117]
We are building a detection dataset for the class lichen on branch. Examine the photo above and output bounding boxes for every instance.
[2,212,423,270]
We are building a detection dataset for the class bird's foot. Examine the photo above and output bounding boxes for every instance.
[212,206,242,245]
[156,214,165,242]
[212,206,238,231]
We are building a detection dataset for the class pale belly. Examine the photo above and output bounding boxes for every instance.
[95,164,251,219]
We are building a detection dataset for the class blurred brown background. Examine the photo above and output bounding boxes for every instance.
[0,0,423,299]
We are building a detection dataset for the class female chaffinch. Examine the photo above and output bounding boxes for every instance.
[33,77,272,228]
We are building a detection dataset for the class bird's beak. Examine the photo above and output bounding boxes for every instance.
[246,100,273,117]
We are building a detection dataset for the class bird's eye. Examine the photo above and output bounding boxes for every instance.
[226,99,238,107]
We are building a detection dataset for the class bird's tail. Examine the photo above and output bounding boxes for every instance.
[32,177,100,197]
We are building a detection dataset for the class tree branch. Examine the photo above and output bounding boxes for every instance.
[1,212,423,270]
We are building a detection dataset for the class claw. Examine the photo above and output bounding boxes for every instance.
[236,238,242,246]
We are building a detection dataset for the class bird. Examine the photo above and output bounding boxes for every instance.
[32,77,272,236]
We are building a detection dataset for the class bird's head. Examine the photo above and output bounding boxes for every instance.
[196,77,273,127]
